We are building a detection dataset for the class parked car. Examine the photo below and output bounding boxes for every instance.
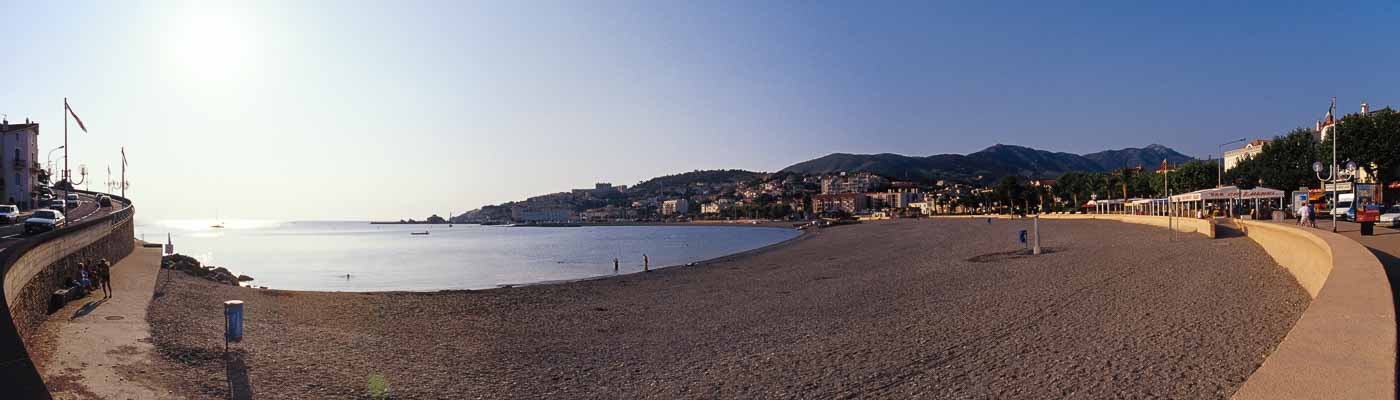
[64,194,80,209]
[50,199,65,210]
[97,195,112,207]
[24,209,65,233]
[1381,205,1400,228]
[0,205,18,224]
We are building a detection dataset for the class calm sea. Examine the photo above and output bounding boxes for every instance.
[134,220,801,292]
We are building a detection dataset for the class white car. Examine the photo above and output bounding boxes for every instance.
[1380,205,1400,228]
[24,209,65,233]
[0,205,17,224]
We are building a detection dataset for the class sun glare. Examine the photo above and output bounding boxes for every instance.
[164,9,257,84]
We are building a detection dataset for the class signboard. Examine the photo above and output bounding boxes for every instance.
[1357,207,1381,223]
[1292,191,1309,211]
[1324,182,1353,192]
[1356,184,1377,204]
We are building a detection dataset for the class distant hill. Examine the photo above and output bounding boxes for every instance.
[779,144,1194,183]
[629,169,765,193]
[1082,144,1193,171]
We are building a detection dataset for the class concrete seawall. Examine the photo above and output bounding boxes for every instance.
[4,214,135,339]
[1032,213,1216,238]
[1026,213,1393,398]
[0,195,135,400]
[1232,221,1395,399]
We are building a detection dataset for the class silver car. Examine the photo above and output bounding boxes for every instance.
[1380,205,1400,228]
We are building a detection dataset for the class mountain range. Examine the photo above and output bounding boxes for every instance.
[779,144,1194,183]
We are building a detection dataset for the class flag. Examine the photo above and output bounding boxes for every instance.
[1323,97,1336,127]
[65,99,88,133]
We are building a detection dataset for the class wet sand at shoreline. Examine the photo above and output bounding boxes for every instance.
[141,219,1308,399]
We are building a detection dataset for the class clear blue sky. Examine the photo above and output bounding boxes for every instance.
[0,1,1395,220]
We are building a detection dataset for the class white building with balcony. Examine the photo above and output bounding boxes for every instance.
[0,119,40,209]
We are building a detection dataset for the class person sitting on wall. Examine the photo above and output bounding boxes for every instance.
[77,262,94,293]
[65,272,85,298]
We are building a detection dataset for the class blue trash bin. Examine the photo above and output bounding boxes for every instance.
[224,300,244,343]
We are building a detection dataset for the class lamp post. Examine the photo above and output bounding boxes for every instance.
[1218,138,1247,187]
[45,145,64,180]
[1314,160,1358,232]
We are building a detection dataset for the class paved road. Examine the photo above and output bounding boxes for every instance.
[0,192,119,249]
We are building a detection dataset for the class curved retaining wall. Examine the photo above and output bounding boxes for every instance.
[1232,221,1395,399]
[1022,214,1392,398]
[0,193,135,400]
[1037,214,1216,238]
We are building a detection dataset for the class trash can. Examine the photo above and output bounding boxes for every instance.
[1362,222,1375,236]
[224,300,244,344]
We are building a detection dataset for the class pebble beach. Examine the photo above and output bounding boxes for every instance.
[140,218,1309,399]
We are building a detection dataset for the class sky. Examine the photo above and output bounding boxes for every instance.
[0,0,1395,221]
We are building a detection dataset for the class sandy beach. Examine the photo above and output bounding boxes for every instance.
[140,218,1308,399]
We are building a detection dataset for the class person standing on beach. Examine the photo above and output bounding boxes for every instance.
[98,259,112,298]
[643,254,649,272]
[613,257,619,273]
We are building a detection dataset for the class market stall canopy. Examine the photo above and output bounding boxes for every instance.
[1169,186,1286,202]
[1130,198,1167,205]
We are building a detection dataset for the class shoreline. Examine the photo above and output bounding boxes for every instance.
[185,221,812,295]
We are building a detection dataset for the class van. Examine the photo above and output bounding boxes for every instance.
[1332,193,1356,221]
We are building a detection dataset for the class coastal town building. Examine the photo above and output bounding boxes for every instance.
[700,202,721,214]
[661,198,690,216]
[820,172,886,194]
[1223,139,1270,171]
[0,119,40,209]
[812,193,867,215]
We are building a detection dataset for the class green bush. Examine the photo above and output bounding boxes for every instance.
[367,373,391,400]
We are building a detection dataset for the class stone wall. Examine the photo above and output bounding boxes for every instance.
[3,211,135,341]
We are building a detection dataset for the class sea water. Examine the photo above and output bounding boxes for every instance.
[135,220,800,292]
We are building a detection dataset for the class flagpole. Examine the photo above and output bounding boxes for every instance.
[63,98,69,186]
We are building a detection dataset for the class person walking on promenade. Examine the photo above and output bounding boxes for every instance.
[97,258,113,298]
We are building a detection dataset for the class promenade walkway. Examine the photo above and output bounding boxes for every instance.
[34,243,175,399]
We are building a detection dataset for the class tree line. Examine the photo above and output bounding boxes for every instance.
[986,107,1399,213]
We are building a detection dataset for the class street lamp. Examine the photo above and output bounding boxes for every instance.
[45,145,64,180]
[1218,138,1247,187]
[1314,159,1358,232]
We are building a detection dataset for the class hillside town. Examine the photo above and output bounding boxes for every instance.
[457,100,1399,225]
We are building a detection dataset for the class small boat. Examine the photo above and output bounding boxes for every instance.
[411,231,430,235]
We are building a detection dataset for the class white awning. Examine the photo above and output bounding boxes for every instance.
[1170,186,1287,202]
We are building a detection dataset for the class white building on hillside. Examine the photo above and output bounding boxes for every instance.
[0,119,40,209]
[1223,139,1269,172]
[661,199,689,216]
